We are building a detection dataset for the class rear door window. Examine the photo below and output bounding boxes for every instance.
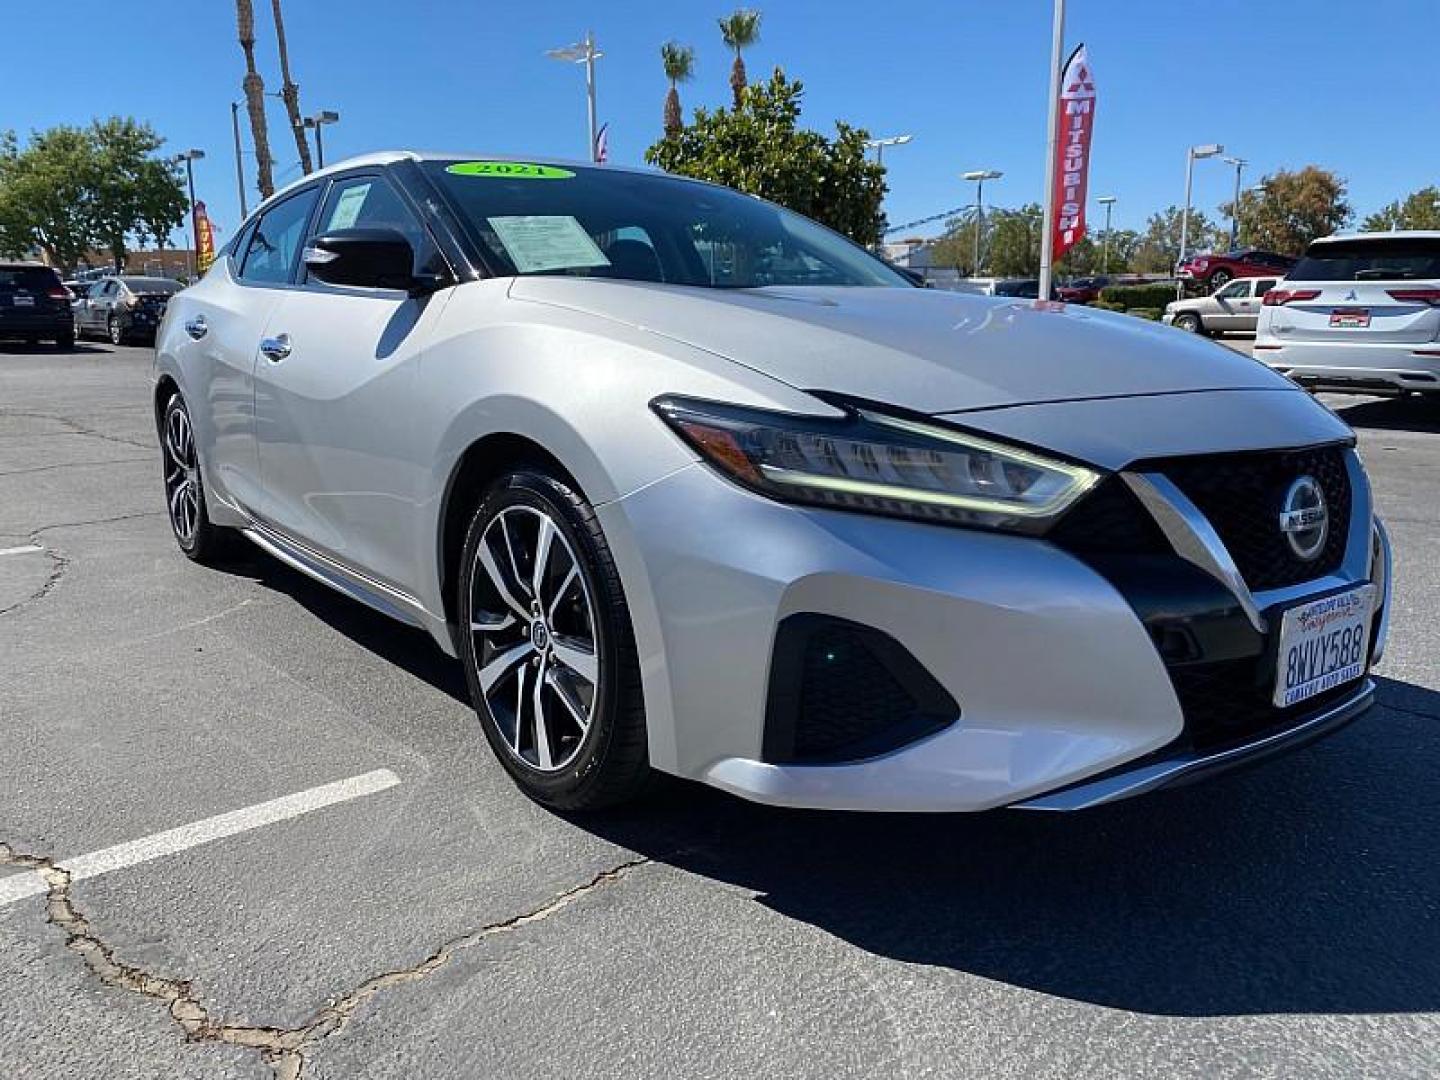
[1291,238,1440,281]
[0,267,61,292]
[240,187,320,285]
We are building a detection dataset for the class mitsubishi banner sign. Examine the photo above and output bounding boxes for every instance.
[1051,44,1096,262]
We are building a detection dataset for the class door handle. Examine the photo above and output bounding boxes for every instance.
[184,315,208,340]
[259,333,292,362]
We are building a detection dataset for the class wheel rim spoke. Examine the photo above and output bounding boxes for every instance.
[467,504,601,775]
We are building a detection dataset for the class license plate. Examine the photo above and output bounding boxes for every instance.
[11,295,34,307]
[1274,585,1375,707]
[1329,308,1370,328]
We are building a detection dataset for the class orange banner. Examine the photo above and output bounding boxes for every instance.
[193,201,216,277]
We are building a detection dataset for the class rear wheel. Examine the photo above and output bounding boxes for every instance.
[160,393,234,564]
[457,469,651,810]
[53,331,74,350]
[108,315,126,346]
[1173,312,1203,333]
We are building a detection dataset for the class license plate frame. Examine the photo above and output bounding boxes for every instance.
[1329,307,1371,328]
[11,295,35,307]
[1273,584,1375,707]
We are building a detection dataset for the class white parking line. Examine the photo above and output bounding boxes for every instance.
[0,768,401,908]
[0,545,44,557]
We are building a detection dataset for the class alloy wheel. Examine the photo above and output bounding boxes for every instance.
[468,505,600,773]
[162,402,201,546]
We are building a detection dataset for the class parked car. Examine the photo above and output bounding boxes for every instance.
[74,275,182,345]
[155,152,1391,813]
[1178,249,1296,291]
[1255,230,1440,397]
[1056,275,1111,304]
[1162,275,1283,335]
[0,263,74,348]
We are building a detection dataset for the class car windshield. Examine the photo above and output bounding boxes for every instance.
[423,160,907,289]
[0,267,60,291]
[1290,237,1440,281]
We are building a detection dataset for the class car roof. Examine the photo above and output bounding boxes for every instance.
[0,261,53,270]
[1312,230,1440,244]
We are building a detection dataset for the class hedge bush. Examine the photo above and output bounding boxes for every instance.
[1091,300,1126,312]
[1098,283,1175,310]
[1126,307,1162,321]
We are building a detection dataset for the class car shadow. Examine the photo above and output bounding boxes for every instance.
[0,342,111,355]
[203,551,1440,1017]
[1327,395,1440,434]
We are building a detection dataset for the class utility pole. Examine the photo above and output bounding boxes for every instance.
[1223,156,1247,250]
[1178,143,1223,299]
[1097,195,1116,274]
[230,103,248,219]
[548,32,603,161]
[1037,0,1066,301]
[174,149,205,280]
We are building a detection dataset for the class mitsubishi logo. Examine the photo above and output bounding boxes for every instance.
[1279,476,1329,561]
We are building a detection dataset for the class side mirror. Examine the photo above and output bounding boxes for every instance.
[303,228,426,292]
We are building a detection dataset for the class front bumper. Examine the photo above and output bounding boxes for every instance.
[600,443,1390,813]
[1256,337,1440,394]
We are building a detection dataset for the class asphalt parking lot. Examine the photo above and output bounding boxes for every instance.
[1,340,1437,1080]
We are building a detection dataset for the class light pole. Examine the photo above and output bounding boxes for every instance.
[174,149,205,280]
[1178,142,1223,298]
[1223,155,1247,251]
[230,103,247,219]
[303,110,340,169]
[962,169,1002,275]
[1096,195,1116,275]
[1036,0,1067,301]
[864,134,912,167]
[547,32,603,162]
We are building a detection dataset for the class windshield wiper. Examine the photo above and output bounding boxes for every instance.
[1354,267,1415,280]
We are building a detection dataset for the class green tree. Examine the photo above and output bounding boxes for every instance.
[0,120,186,270]
[645,69,886,246]
[1130,205,1221,274]
[661,41,696,140]
[718,9,762,108]
[1223,166,1351,254]
[985,204,1044,276]
[1364,186,1440,231]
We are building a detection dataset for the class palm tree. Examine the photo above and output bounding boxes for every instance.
[270,0,314,175]
[717,9,761,108]
[235,0,275,199]
[661,41,695,139]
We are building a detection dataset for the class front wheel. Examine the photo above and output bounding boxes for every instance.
[457,470,651,810]
[108,315,126,346]
[1173,312,1203,333]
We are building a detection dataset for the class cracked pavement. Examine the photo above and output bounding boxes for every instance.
[1,342,1437,1079]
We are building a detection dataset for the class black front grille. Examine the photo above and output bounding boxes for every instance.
[1049,477,1170,556]
[1169,656,1360,749]
[764,615,958,764]
[1159,445,1351,591]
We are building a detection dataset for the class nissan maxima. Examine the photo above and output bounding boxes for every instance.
[153,153,1392,812]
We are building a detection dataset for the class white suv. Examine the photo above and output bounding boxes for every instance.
[1255,231,1440,397]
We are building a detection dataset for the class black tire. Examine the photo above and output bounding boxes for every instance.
[108,315,126,346]
[53,332,74,350]
[1173,312,1203,333]
[457,469,651,811]
[1207,269,1232,290]
[160,393,235,564]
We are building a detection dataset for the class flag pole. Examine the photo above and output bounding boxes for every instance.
[1037,0,1066,301]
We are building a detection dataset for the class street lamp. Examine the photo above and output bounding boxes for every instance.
[173,149,205,280]
[303,110,340,169]
[962,169,1003,275]
[1222,155,1247,251]
[1178,142,1223,298]
[1096,195,1117,275]
[864,134,912,166]
[229,103,248,219]
[547,32,603,162]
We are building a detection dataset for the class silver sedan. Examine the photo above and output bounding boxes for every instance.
[153,152,1391,813]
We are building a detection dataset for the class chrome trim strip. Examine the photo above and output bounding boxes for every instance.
[239,516,432,629]
[1124,472,1268,633]
[1370,517,1393,665]
[1012,678,1375,811]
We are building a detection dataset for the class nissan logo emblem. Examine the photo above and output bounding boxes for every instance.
[1278,476,1328,561]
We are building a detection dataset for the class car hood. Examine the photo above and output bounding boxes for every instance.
[508,278,1292,413]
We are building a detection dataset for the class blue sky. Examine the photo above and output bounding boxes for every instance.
[5,0,1436,244]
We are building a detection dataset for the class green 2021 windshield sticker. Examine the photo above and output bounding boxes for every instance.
[446,161,575,180]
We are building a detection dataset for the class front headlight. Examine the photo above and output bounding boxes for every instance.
[652,396,1101,534]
